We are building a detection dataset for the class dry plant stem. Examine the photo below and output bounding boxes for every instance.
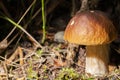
[80,0,88,11]
[6,46,24,66]
[86,45,110,76]
[0,0,37,50]
[10,0,48,47]
[3,63,8,80]
[18,47,24,65]
[6,47,18,64]
[71,0,76,16]
[6,0,36,40]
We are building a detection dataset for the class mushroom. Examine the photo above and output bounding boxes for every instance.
[64,10,117,76]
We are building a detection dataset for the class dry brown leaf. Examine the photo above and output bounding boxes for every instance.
[53,59,66,67]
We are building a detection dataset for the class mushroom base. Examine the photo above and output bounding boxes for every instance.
[86,45,109,76]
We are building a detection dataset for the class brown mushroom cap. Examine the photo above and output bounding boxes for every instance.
[64,10,117,45]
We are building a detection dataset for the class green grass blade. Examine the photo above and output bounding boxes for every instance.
[41,0,46,43]
[0,16,42,48]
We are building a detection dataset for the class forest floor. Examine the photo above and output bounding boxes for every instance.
[0,27,120,80]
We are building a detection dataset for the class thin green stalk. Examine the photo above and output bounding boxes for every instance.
[2,0,36,41]
[41,0,46,43]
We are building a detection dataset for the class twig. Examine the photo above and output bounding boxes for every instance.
[3,62,8,80]
[80,0,89,12]
[71,0,76,16]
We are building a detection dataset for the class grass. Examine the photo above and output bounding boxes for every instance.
[55,67,80,80]
[41,0,46,43]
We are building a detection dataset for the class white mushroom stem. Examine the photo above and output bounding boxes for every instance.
[86,44,110,76]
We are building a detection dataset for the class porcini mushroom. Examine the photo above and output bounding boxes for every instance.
[64,10,117,76]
